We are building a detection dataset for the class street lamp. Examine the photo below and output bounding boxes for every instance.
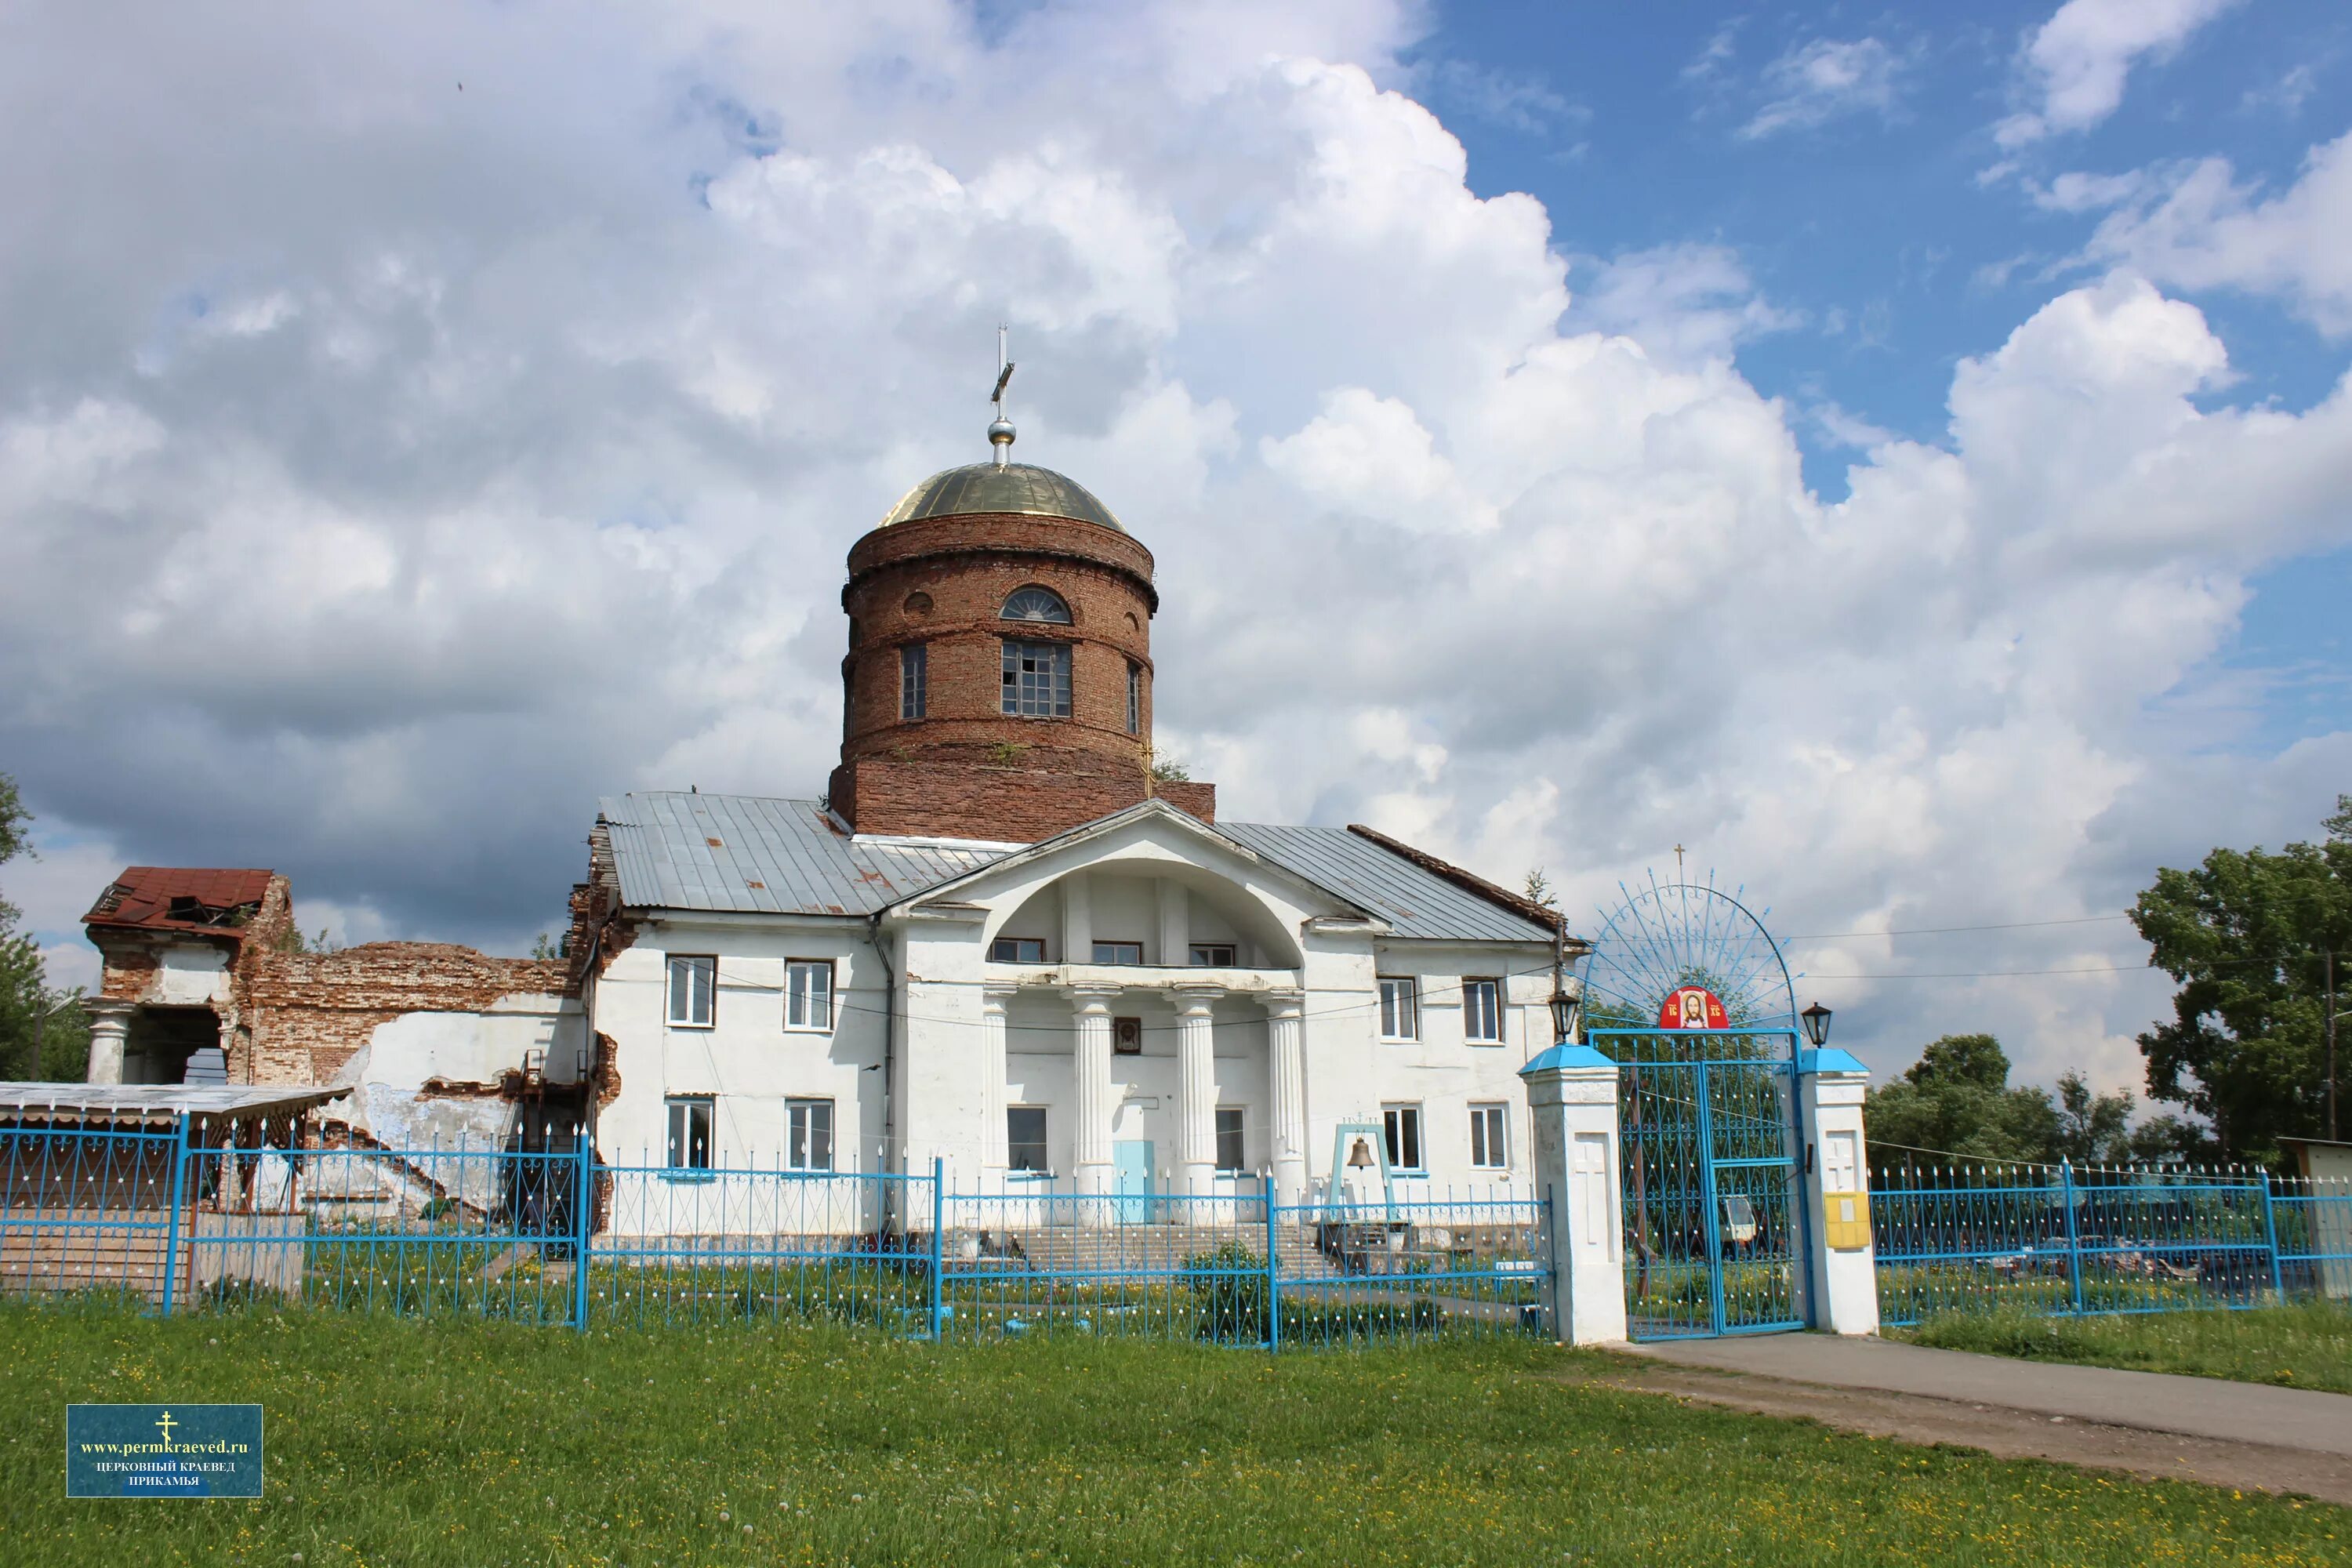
[32,993,81,1081]
[1548,981,1583,1044]
[1798,1001,1833,1049]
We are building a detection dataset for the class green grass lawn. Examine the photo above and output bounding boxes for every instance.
[2,1304,2344,1567]
[1897,1301,2352,1395]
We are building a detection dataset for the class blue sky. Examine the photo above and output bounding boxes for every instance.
[1415,0,2352,748]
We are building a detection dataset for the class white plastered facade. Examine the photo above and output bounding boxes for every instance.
[593,803,1557,1225]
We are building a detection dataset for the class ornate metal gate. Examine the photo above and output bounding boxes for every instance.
[1602,1029,1803,1338]
[1582,873,1809,1340]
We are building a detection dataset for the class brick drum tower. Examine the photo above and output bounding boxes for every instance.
[826,404,1214,843]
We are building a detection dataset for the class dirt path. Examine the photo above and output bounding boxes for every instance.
[1555,1350,2352,1507]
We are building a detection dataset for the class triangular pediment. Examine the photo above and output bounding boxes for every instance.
[887,799,1382,929]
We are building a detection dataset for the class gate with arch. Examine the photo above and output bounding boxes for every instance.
[1582,876,1809,1340]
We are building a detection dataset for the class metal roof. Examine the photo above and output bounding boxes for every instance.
[877,462,1124,532]
[600,793,1010,917]
[1215,822,1557,944]
[0,1083,344,1126]
[599,793,1555,943]
[85,866,274,936]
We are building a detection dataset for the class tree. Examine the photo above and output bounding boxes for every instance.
[1522,868,1558,911]
[0,771,89,1080]
[1864,1033,2063,1167]
[2051,1070,2136,1167]
[2130,797,2352,1164]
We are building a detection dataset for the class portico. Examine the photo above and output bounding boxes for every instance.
[970,961,1309,1203]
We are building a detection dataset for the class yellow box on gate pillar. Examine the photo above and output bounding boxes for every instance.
[1823,1192,1871,1251]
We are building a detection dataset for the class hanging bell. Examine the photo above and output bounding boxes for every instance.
[1347,1136,1376,1170]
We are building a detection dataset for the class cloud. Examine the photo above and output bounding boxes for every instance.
[1,0,2350,1096]
[2077,132,2352,335]
[1740,38,1910,140]
[1418,60,1585,138]
[1995,0,2242,148]
[1564,245,1802,366]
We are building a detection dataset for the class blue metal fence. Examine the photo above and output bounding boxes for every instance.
[0,1127,1552,1349]
[1871,1162,2350,1326]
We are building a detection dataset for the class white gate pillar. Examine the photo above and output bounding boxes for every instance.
[1798,1048,1879,1335]
[1520,1044,1628,1346]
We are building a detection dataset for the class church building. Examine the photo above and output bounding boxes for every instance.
[577,409,1577,1207]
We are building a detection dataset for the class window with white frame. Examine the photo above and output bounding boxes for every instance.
[787,1098,834,1172]
[1469,1104,1508,1170]
[1091,940,1142,965]
[899,643,927,720]
[990,936,1047,963]
[784,960,833,1032]
[1214,1107,1246,1173]
[1464,977,1503,1044]
[1382,1104,1424,1172]
[666,956,715,1028]
[1007,1106,1049,1173]
[1377,976,1418,1040]
[1189,943,1236,967]
[666,1096,713,1170]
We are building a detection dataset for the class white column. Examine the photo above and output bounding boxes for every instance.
[1156,878,1189,967]
[980,983,1016,1181]
[1061,873,1093,966]
[1068,985,1119,1196]
[85,1001,132,1085]
[1521,1044,1629,1346]
[1266,989,1307,1207]
[1800,1051,1880,1335]
[1174,985,1222,1191]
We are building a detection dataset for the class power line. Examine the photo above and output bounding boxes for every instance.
[1808,964,2153,981]
[1786,914,2135,942]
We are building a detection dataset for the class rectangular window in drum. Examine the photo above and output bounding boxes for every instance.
[1126,660,1142,735]
[899,644,927,720]
[1000,640,1073,717]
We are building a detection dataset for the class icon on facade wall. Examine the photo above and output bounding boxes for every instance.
[1113,1017,1142,1054]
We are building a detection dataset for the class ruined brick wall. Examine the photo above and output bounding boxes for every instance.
[240,944,568,1084]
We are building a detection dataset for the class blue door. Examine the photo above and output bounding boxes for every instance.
[1112,1140,1154,1224]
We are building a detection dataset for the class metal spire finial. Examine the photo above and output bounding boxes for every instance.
[987,324,1017,467]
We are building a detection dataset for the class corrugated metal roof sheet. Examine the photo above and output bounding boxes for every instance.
[0,1083,344,1124]
[1216,822,1556,944]
[601,793,1556,943]
[599,793,1009,917]
[85,866,274,935]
